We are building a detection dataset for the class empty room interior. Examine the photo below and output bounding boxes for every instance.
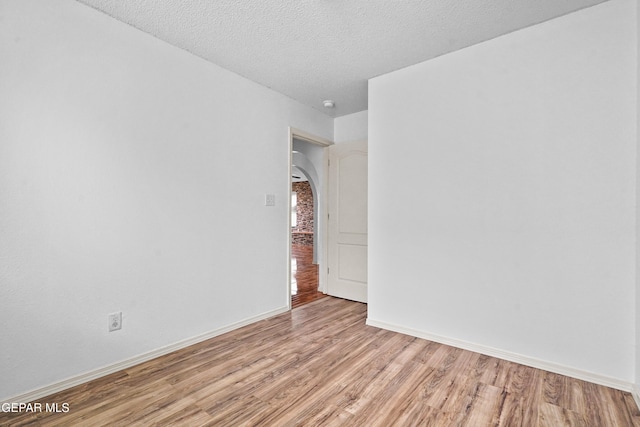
[2,0,640,424]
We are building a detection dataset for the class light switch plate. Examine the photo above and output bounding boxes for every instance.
[265,194,276,206]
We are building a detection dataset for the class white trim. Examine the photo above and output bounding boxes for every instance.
[366,318,633,393]
[632,384,640,411]
[320,146,329,293]
[4,306,289,403]
[290,127,333,147]
[287,129,294,309]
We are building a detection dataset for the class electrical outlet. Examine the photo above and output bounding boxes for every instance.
[108,312,122,332]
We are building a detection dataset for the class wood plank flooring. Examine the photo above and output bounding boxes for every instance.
[2,297,638,426]
[291,244,325,309]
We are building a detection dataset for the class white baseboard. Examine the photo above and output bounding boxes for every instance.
[5,306,290,404]
[632,384,640,412]
[366,318,632,393]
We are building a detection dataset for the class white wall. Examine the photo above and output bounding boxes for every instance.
[334,110,368,144]
[369,0,636,385]
[0,0,332,400]
[636,0,640,399]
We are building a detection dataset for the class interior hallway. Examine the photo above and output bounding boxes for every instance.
[291,243,325,309]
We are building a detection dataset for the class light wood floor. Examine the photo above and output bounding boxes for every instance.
[2,297,638,426]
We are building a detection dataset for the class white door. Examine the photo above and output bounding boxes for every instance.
[327,140,368,303]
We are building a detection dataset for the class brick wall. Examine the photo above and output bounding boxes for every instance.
[292,181,314,246]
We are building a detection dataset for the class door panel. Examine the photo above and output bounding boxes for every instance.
[327,140,368,303]
[338,245,367,283]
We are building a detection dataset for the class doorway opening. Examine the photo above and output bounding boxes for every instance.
[291,175,323,308]
[288,128,332,309]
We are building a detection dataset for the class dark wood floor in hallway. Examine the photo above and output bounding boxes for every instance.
[2,297,638,426]
[291,243,325,309]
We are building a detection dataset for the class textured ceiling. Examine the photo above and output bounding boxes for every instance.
[76,0,607,117]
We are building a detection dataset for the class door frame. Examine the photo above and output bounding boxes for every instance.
[287,127,333,309]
